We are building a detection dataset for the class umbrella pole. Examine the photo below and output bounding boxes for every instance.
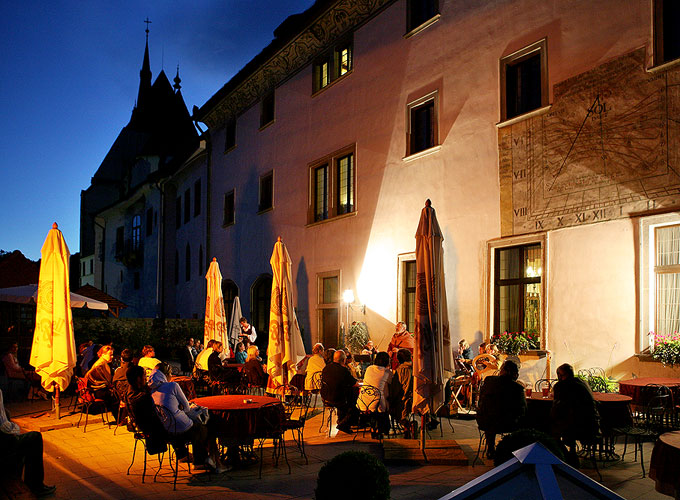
[53,382,60,419]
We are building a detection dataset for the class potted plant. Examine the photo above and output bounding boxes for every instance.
[491,331,540,355]
[650,331,680,366]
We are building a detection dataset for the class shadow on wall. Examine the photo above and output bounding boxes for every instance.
[609,356,680,381]
[362,307,397,353]
[296,256,311,351]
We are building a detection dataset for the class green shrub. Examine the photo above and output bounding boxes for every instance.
[493,429,566,466]
[315,450,390,500]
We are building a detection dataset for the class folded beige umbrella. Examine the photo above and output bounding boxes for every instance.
[267,237,307,391]
[29,223,78,418]
[204,258,229,355]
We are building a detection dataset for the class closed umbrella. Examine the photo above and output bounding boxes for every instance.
[29,223,78,418]
[266,237,307,392]
[228,295,243,351]
[204,258,229,356]
[413,200,454,453]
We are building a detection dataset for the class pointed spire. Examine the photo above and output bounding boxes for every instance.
[136,18,152,109]
[173,64,182,92]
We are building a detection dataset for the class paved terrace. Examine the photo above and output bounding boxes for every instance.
[2,399,666,500]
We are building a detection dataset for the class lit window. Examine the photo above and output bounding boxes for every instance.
[407,91,438,157]
[308,146,356,224]
[313,37,353,93]
[500,39,548,121]
[654,0,680,66]
[259,171,274,213]
[223,190,235,226]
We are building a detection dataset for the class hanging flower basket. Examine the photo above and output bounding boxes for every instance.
[491,331,540,355]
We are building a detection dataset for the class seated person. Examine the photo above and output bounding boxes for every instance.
[84,345,119,415]
[244,345,268,388]
[194,340,215,373]
[388,322,415,370]
[207,342,240,385]
[112,348,134,424]
[147,364,227,472]
[179,338,195,374]
[2,342,47,400]
[344,350,361,380]
[303,343,326,391]
[234,342,247,364]
[359,351,393,435]
[321,350,358,434]
[0,388,56,497]
[361,340,377,356]
[389,349,414,435]
[475,360,526,459]
[550,363,600,464]
[137,345,162,378]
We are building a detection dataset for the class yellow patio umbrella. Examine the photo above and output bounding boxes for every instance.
[204,258,229,355]
[413,200,454,454]
[29,223,78,418]
[266,237,307,392]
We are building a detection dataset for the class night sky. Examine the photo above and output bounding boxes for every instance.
[0,1,314,260]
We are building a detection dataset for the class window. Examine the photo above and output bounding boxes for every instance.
[500,39,548,121]
[146,208,153,236]
[225,120,236,152]
[259,171,274,213]
[198,244,203,277]
[313,37,353,93]
[252,274,273,350]
[222,280,239,326]
[194,179,201,217]
[492,243,543,339]
[175,197,182,228]
[184,189,191,224]
[654,0,680,66]
[185,244,191,282]
[407,0,439,33]
[308,146,356,224]
[317,272,340,348]
[260,91,275,128]
[134,272,140,290]
[223,190,235,226]
[115,226,124,257]
[641,214,680,351]
[131,215,141,251]
[402,259,416,333]
[407,92,438,156]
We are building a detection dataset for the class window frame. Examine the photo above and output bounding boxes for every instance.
[397,252,417,333]
[258,171,274,213]
[312,36,354,94]
[224,120,236,153]
[223,190,235,227]
[131,215,142,251]
[260,91,275,129]
[405,0,440,37]
[653,0,680,67]
[307,145,357,225]
[487,234,546,348]
[317,270,341,348]
[500,38,549,122]
[406,90,439,159]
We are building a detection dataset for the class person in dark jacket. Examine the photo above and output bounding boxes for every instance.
[84,345,118,415]
[207,342,241,386]
[243,345,268,388]
[112,348,134,425]
[475,360,526,458]
[320,350,358,434]
[125,365,168,456]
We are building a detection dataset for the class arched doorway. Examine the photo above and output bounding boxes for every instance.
[222,279,239,326]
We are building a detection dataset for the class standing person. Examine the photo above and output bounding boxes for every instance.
[387,321,415,370]
[137,345,162,378]
[475,360,527,459]
[238,317,257,348]
[551,363,600,465]
[0,389,56,497]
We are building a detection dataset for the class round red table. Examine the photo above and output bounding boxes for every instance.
[191,395,283,445]
[618,377,680,405]
[650,431,680,497]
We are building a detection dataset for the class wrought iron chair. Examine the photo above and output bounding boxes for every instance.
[354,384,382,440]
[275,384,311,464]
[75,377,110,433]
[534,378,557,393]
[125,400,169,485]
[154,404,193,490]
[255,401,290,478]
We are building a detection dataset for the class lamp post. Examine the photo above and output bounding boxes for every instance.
[343,289,354,347]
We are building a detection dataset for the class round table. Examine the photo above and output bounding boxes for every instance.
[191,395,283,445]
[650,431,680,498]
[618,378,680,405]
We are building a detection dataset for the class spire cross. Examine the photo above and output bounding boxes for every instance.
[144,17,152,39]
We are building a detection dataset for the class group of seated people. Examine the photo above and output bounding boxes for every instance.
[476,360,600,463]
[192,339,268,391]
[1,342,49,401]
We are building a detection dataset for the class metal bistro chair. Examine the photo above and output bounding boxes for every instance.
[256,401,290,479]
[75,377,110,433]
[125,402,169,485]
[154,405,193,490]
[275,384,311,464]
[309,371,323,410]
[354,384,382,440]
[534,378,557,393]
[319,378,339,437]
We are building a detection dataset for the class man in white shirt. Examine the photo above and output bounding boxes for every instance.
[238,317,257,347]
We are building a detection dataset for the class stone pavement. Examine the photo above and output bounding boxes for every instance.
[2,399,668,500]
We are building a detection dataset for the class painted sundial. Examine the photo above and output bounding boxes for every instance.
[499,48,680,236]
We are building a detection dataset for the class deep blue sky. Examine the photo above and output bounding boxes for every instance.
[0,1,314,260]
